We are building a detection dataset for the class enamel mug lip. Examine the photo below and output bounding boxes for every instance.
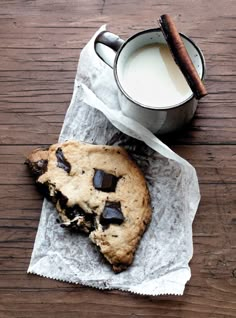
[113,28,206,111]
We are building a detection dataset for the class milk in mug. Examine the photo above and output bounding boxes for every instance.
[120,43,192,108]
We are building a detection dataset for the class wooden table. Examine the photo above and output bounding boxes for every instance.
[1,1,235,317]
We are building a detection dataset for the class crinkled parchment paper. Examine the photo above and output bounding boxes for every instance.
[28,26,200,296]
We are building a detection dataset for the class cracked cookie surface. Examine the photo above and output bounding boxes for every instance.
[25,140,152,272]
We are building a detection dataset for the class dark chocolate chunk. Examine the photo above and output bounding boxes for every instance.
[65,204,85,220]
[55,147,71,173]
[55,191,68,209]
[93,169,119,192]
[65,208,77,220]
[36,181,51,199]
[100,201,124,226]
[25,159,48,177]
[63,206,95,233]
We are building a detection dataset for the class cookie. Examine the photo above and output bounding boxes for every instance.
[25,140,152,273]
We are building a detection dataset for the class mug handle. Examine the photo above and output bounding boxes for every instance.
[94,31,125,68]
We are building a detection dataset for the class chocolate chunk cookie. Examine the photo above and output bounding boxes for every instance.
[25,140,152,273]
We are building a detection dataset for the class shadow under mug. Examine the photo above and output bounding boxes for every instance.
[94,28,206,135]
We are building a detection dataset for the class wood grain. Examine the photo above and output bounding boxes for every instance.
[0,0,236,317]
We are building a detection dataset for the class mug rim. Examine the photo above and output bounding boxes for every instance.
[114,28,206,111]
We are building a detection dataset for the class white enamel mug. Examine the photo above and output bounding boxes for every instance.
[94,28,206,134]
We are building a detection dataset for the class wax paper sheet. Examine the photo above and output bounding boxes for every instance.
[28,26,200,296]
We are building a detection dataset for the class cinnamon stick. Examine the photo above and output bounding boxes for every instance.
[159,14,207,100]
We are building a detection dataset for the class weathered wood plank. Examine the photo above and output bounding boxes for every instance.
[0,0,235,317]
[0,281,235,318]
[0,118,236,145]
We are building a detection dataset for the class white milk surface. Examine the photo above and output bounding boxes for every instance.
[121,43,192,107]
